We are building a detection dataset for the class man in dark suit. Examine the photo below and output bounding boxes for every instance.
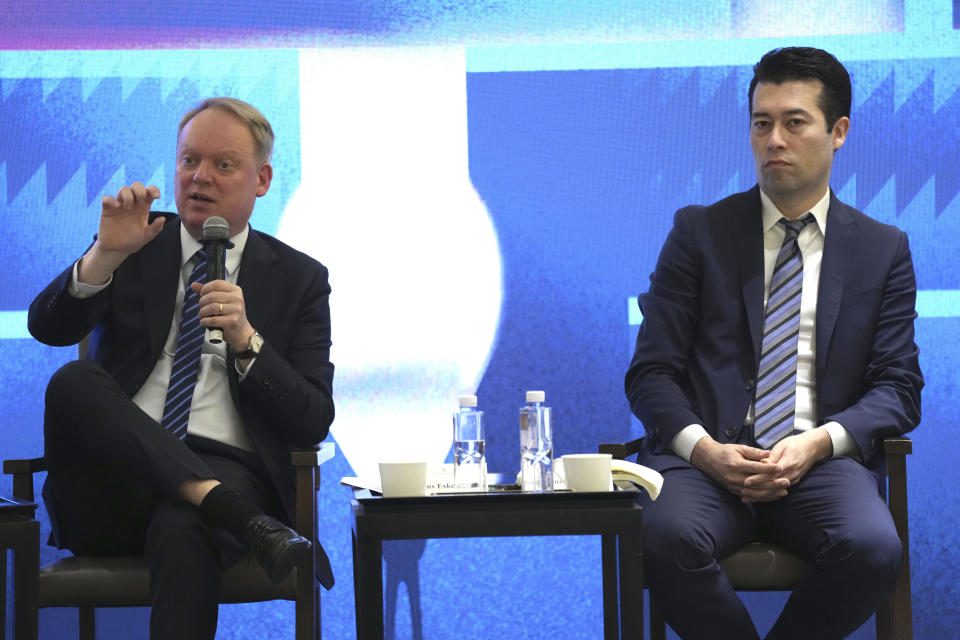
[28,97,335,639]
[625,48,922,640]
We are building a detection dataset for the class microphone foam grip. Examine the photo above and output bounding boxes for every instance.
[201,216,230,241]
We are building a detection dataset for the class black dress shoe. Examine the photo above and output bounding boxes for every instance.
[246,515,312,584]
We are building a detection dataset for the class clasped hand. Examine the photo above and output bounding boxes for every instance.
[690,429,832,503]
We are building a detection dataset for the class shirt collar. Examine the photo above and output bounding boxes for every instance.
[180,221,249,276]
[759,188,830,236]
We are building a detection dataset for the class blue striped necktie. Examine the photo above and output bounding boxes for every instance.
[162,250,207,439]
[754,214,814,449]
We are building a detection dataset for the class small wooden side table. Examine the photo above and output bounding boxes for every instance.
[350,487,644,640]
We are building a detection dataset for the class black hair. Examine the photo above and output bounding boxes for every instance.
[748,47,851,132]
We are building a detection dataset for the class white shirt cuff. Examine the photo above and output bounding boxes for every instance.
[820,421,857,458]
[670,424,711,462]
[235,355,257,380]
[68,259,112,298]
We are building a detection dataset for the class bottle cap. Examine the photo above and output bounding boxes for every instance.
[458,395,478,407]
[525,390,545,403]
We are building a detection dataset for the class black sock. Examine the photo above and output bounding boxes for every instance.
[198,484,264,541]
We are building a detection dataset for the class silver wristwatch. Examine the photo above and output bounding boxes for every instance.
[234,332,263,359]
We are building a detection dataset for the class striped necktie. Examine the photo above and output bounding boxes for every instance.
[162,250,207,439]
[754,214,814,449]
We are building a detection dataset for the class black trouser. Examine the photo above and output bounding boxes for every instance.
[42,359,280,640]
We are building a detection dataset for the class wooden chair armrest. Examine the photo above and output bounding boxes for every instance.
[599,438,644,460]
[2,457,47,475]
[881,436,912,636]
[292,442,335,535]
[291,442,335,494]
[3,457,47,502]
[290,442,336,468]
[290,442,336,592]
[883,436,912,457]
[882,437,910,542]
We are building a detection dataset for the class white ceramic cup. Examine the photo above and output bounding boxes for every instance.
[378,461,428,497]
[560,453,613,492]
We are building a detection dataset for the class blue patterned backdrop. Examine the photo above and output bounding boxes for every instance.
[3,1,959,638]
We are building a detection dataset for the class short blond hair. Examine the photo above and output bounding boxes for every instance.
[178,97,274,165]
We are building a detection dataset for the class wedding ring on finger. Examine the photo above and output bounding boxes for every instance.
[218,303,223,315]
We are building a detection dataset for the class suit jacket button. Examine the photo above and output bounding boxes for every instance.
[724,427,737,439]
[745,379,755,391]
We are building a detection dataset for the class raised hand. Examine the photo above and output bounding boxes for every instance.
[97,182,165,253]
[78,182,165,285]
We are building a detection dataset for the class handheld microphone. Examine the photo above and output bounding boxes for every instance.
[200,216,234,344]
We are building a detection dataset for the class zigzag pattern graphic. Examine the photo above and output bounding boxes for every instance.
[846,68,960,216]
[2,77,181,205]
[4,59,959,212]
[658,60,960,291]
[0,61,301,311]
[1,71,300,207]
[587,60,960,218]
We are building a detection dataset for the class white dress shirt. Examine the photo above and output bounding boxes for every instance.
[670,188,856,460]
[69,224,257,451]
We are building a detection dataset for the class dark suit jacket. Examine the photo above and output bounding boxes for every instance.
[28,212,336,587]
[625,186,923,477]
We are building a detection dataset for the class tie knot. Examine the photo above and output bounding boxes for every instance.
[779,213,814,240]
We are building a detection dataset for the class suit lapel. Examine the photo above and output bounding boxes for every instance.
[139,216,182,359]
[816,194,858,385]
[734,187,766,363]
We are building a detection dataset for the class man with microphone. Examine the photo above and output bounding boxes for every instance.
[28,97,335,639]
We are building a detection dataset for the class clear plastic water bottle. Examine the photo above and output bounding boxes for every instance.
[452,395,487,492]
[519,390,553,492]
